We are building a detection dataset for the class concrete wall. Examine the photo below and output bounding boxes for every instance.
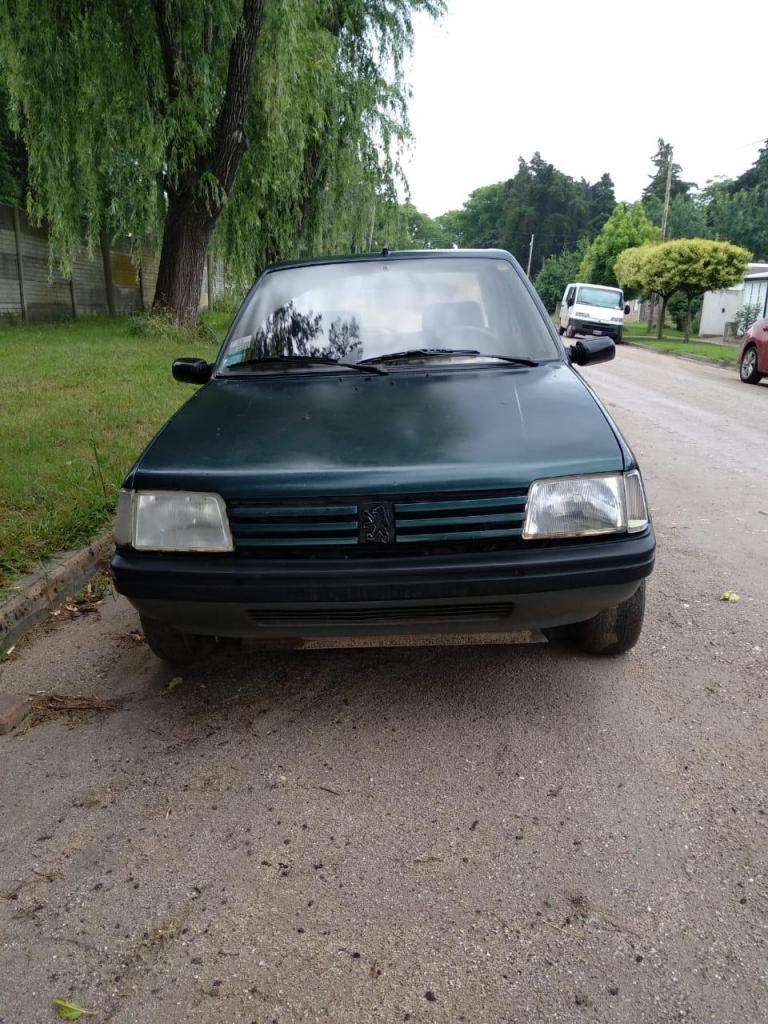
[0,202,226,322]
[700,286,743,337]
[699,263,768,337]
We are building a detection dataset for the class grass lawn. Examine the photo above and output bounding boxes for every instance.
[0,312,232,594]
[623,322,740,367]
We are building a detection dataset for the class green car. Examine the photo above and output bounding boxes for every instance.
[112,250,654,663]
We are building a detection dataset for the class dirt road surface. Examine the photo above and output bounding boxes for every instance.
[1,346,766,1024]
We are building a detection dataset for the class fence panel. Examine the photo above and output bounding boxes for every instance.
[0,202,227,323]
[19,210,71,320]
[0,206,22,319]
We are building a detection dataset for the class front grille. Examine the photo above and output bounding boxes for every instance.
[227,488,529,557]
[394,493,527,543]
[228,502,358,548]
[246,601,518,627]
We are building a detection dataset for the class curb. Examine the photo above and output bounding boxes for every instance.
[622,339,738,372]
[0,532,114,651]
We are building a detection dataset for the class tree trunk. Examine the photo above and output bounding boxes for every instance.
[150,0,266,324]
[684,293,692,342]
[646,293,656,330]
[153,191,215,325]
[656,293,668,339]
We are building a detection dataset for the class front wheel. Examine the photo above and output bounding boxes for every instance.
[569,581,646,656]
[565,322,576,339]
[140,615,218,666]
[739,345,762,384]
[613,327,623,344]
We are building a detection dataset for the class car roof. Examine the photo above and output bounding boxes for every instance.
[566,282,623,292]
[264,248,515,273]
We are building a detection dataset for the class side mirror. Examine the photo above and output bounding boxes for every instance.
[624,304,631,315]
[172,358,212,384]
[566,295,575,307]
[568,336,615,367]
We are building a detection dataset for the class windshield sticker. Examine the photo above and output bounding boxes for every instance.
[222,335,253,367]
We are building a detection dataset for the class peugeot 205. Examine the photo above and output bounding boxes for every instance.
[111,250,655,664]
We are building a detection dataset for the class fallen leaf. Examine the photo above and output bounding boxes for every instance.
[720,590,740,603]
[165,676,184,692]
[53,998,96,1020]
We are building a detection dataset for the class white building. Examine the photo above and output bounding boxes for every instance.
[699,262,768,337]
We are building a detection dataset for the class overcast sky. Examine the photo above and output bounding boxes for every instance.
[404,0,765,216]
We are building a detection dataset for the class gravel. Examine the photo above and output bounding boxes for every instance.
[0,346,766,1023]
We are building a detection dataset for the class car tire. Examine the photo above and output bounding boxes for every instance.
[140,615,218,665]
[565,322,575,339]
[569,581,646,656]
[739,345,762,384]
[558,325,565,335]
[614,327,623,344]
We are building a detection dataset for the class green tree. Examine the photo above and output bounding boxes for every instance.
[701,145,768,259]
[389,202,453,249]
[642,138,695,209]
[455,156,615,273]
[534,241,588,313]
[665,194,708,239]
[616,238,750,341]
[615,242,676,339]
[667,291,702,333]
[454,181,507,248]
[0,0,441,323]
[579,203,659,288]
[433,208,463,248]
[586,173,616,235]
[0,77,25,205]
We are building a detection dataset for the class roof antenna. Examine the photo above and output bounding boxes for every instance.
[381,246,390,256]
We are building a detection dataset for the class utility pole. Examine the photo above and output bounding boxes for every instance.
[648,145,674,330]
[656,147,674,336]
[526,233,535,277]
[660,148,673,241]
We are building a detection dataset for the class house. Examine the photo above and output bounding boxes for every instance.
[699,262,768,337]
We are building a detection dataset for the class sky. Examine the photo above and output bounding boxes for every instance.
[404,0,766,217]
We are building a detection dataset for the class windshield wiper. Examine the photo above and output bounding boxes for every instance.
[225,356,388,376]
[359,348,539,367]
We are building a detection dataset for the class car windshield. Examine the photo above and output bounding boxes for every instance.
[219,256,560,373]
[577,286,623,309]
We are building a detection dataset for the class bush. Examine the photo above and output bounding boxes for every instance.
[127,309,218,346]
[534,243,587,313]
[209,288,244,316]
[735,302,762,335]
[667,292,702,333]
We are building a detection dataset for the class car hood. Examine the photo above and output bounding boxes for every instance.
[131,364,624,497]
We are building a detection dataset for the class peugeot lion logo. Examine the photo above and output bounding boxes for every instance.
[359,502,395,544]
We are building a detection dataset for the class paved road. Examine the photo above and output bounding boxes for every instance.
[1,347,766,1024]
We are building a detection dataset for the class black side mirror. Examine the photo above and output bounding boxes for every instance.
[568,336,615,367]
[566,295,575,307]
[624,304,631,315]
[172,358,212,384]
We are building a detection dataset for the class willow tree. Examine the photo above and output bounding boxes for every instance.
[0,0,441,323]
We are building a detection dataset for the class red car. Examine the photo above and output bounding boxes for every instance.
[739,316,768,384]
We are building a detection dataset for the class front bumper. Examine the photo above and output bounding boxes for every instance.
[571,318,621,336]
[112,529,655,638]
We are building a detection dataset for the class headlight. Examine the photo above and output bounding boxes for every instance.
[115,490,233,552]
[522,471,648,540]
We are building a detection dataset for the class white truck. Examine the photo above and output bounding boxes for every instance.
[559,282,630,344]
